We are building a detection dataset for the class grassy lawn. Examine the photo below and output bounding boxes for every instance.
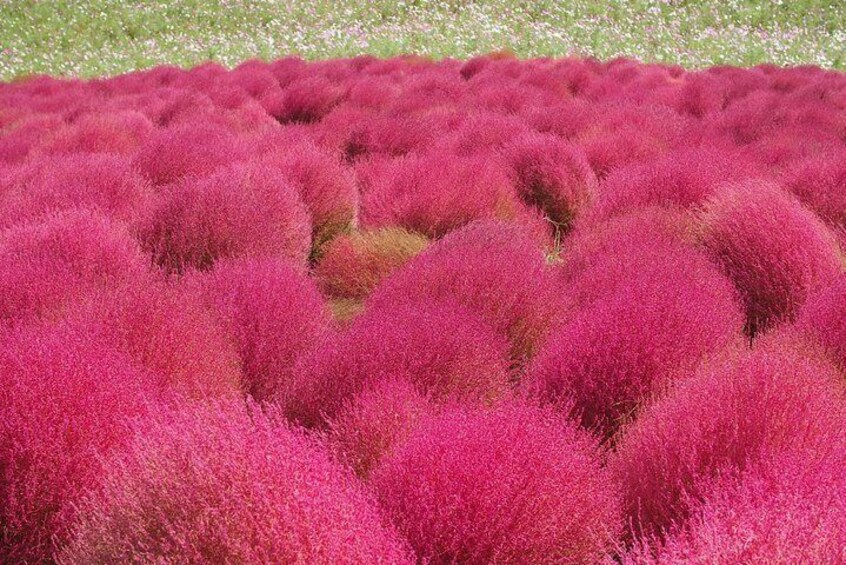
[0,0,844,80]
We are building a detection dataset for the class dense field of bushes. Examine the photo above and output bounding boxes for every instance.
[1,54,846,563]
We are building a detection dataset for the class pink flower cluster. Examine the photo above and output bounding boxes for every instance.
[1,54,846,563]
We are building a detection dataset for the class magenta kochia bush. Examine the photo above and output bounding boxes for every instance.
[257,137,358,250]
[526,243,744,435]
[0,153,152,227]
[66,279,244,399]
[626,448,846,564]
[131,120,244,185]
[187,256,331,401]
[328,378,434,480]
[0,209,153,326]
[586,147,760,223]
[284,299,511,428]
[59,400,414,564]
[696,180,842,334]
[795,274,846,370]
[610,346,846,539]
[37,110,154,156]
[782,149,846,231]
[503,132,597,229]
[370,401,622,564]
[368,220,564,362]
[359,150,523,238]
[135,162,312,272]
[0,322,164,563]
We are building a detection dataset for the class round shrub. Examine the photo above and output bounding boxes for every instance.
[0,322,164,563]
[781,149,846,231]
[626,448,846,564]
[503,132,597,230]
[586,147,761,223]
[360,150,523,239]
[795,274,846,371]
[134,162,312,273]
[314,227,430,300]
[186,256,331,401]
[696,180,842,334]
[37,110,154,156]
[0,209,153,326]
[65,279,244,399]
[368,220,565,362]
[0,153,152,227]
[610,345,846,539]
[526,243,744,436]
[284,299,511,428]
[370,401,622,564]
[59,400,414,564]
[561,206,697,309]
[257,137,358,252]
[328,378,434,480]
[131,120,244,185]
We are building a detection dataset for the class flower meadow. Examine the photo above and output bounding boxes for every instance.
[1,54,846,564]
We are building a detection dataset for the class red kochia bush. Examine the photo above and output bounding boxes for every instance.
[781,149,846,232]
[360,150,523,239]
[328,378,435,479]
[561,206,696,308]
[0,209,152,326]
[66,279,244,399]
[371,402,622,564]
[135,162,311,272]
[187,256,331,401]
[503,132,597,229]
[585,147,760,223]
[697,180,842,334]
[59,400,414,564]
[36,110,154,155]
[368,220,564,362]
[526,243,744,436]
[0,153,152,227]
[627,449,846,564]
[132,120,244,185]
[314,227,430,300]
[795,275,846,371]
[0,323,163,563]
[610,346,846,539]
[257,137,358,251]
[284,299,510,428]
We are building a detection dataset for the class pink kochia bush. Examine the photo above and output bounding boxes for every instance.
[135,162,312,272]
[0,209,153,326]
[0,322,164,563]
[360,150,524,238]
[314,227,430,300]
[59,400,414,564]
[696,180,842,334]
[65,279,244,399]
[328,377,434,479]
[187,256,332,401]
[370,401,622,564]
[526,241,744,435]
[503,132,597,229]
[795,274,846,370]
[610,346,846,540]
[626,448,846,564]
[257,137,359,251]
[131,120,244,185]
[284,299,511,428]
[0,153,152,227]
[368,220,564,362]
